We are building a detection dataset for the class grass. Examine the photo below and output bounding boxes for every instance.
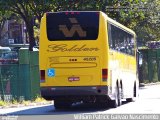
[34,96,46,103]
[21,100,31,106]
[142,80,159,84]
[0,96,50,107]
[143,80,150,84]
[0,100,7,107]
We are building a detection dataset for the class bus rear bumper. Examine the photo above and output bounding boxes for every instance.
[40,86,108,100]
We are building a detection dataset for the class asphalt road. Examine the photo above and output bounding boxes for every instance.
[0,84,160,120]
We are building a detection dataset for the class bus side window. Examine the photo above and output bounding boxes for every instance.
[108,22,135,56]
[108,23,113,49]
[126,36,135,56]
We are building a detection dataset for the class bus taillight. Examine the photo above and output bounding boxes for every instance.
[102,69,108,81]
[40,70,45,83]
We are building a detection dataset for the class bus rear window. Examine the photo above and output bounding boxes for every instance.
[46,12,99,41]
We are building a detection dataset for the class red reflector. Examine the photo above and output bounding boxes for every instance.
[102,69,108,75]
[40,70,45,83]
[65,12,68,15]
[102,69,108,81]
[76,12,80,14]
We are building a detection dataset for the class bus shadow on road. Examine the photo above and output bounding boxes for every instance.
[5,101,132,116]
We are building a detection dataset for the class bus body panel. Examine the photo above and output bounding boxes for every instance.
[108,49,137,99]
[39,11,138,104]
[40,12,108,87]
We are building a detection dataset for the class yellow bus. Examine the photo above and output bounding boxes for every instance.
[39,11,139,109]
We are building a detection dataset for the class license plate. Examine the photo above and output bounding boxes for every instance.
[68,77,80,82]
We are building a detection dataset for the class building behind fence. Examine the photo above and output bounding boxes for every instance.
[0,49,40,101]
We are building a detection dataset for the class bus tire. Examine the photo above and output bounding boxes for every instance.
[134,82,137,98]
[109,100,117,108]
[54,100,71,109]
[94,96,109,108]
[126,83,136,102]
[109,86,122,108]
[118,87,122,106]
[126,98,133,102]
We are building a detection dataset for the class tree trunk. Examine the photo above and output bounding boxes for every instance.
[0,20,5,46]
[26,19,36,51]
[0,30,2,45]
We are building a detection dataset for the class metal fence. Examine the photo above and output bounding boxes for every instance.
[0,49,40,101]
[139,49,160,83]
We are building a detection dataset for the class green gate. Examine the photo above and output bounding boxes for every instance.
[0,49,40,101]
[139,49,160,83]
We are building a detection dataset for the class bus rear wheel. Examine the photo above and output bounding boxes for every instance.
[126,83,137,102]
[95,96,109,108]
[109,86,122,108]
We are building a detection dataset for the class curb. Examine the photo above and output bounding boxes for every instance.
[139,82,160,87]
[0,101,53,109]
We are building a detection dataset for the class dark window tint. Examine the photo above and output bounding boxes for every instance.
[46,12,99,41]
[108,23,135,56]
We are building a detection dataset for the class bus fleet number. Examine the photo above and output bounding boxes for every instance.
[83,57,96,61]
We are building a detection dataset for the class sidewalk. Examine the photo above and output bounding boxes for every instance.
[139,82,160,87]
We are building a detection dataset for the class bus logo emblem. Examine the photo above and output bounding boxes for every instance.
[59,18,86,37]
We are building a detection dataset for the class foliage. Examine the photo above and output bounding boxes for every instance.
[135,0,160,43]
[103,0,160,43]
[12,98,18,105]
[0,96,48,107]
[0,0,33,50]
[45,0,160,43]
[0,0,160,48]
[0,0,54,50]
[50,0,105,11]
[0,100,7,106]
[34,96,45,103]
[0,5,12,45]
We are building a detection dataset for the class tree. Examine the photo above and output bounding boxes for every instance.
[0,0,159,49]
[47,0,106,12]
[0,11,7,45]
[135,0,160,43]
[0,0,57,50]
[0,0,34,50]
[0,5,12,45]
[103,0,160,44]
